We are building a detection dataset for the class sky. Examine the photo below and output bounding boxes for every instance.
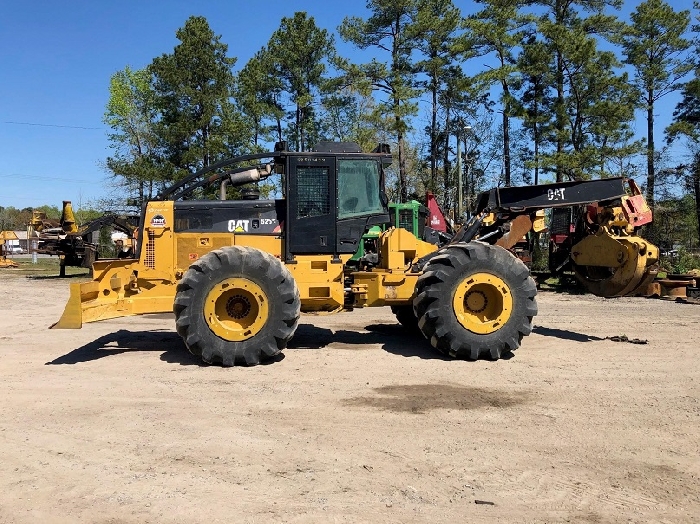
[0,0,695,211]
[0,0,370,210]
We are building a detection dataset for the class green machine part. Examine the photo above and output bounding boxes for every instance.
[389,200,427,237]
[350,225,384,261]
[350,200,428,262]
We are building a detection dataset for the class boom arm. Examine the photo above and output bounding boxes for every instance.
[457,177,658,298]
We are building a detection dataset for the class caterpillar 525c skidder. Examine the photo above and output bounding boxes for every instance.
[52,141,658,366]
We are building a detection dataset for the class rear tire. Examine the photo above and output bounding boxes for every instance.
[174,246,300,366]
[391,305,420,332]
[413,242,537,360]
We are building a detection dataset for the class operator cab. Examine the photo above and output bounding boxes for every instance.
[283,142,392,262]
[166,140,393,263]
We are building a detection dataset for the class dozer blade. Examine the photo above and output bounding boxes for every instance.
[51,282,84,329]
[50,278,133,329]
[572,234,659,298]
[50,261,178,329]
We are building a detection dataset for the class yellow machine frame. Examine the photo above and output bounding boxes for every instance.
[54,201,439,328]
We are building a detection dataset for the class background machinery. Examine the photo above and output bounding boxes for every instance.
[52,141,658,366]
[545,179,657,295]
[0,231,20,268]
[30,202,137,276]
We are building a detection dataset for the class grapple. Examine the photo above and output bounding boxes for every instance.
[470,177,659,299]
[571,230,659,297]
[569,185,658,298]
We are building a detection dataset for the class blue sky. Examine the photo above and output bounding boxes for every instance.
[0,0,368,210]
[0,0,694,210]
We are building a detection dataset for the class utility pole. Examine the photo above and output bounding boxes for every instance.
[457,129,462,221]
[457,124,471,221]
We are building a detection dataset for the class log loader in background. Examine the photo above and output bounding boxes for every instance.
[30,203,138,276]
[52,141,658,366]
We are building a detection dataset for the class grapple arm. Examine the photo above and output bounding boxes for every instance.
[469,177,658,298]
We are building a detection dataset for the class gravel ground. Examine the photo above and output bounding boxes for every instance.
[0,271,698,523]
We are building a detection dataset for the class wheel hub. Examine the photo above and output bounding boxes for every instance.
[453,273,513,334]
[465,290,488,313]
[204,278,268,341]
[227,295,251,319]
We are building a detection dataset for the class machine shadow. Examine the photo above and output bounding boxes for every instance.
[48,322,517,367]
[532,325,603,342]
[46,329,204,367]
[289,322,451,361]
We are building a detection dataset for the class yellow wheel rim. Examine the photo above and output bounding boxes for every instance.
[204,278,268,341]
[453,273,513,334]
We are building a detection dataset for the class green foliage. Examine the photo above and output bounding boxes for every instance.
[620,0,692,98]
[0,205,101,231]
[659,247,700,274]
[103,66,163,207]
[536,14,637,181]
[235,49,284,146]
[266,12,335,152]
[320,88,390,151]
[0,206,31,231]
[530,234,549,272]
[619,0,693,212]
[530,0,626,181]
[515,33,554,184]
[150,16,237,177]
[98,227,117,259]
[436,67,480,217]
[339,0,423,202]
[464,0,531,186]
[667,69,700,247]
[90,7,700,242]
[669,76,700,142]
[652,194,699,249]
[672,248,700,273]
[412,0,462,190]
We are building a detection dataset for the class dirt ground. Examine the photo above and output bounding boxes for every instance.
[0,271,698,524]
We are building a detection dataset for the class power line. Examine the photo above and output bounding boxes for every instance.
[0,172,104,184]
[2,120,103,130]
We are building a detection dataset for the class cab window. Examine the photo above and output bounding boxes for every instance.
[337,159,384,219]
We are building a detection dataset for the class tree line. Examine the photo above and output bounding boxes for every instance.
[0,205,105,232]
[103,0,700,248]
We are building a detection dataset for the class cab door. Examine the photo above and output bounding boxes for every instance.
[285,155,337,259]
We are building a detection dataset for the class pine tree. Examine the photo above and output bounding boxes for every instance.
[235,49,284,148]
[667,73,700,245]
[339,0,422,202]
[464,0,530,186]
[149,16,237,179]
[412,0,462,191]
[439,68,483,218]
[530,0,622,181]
[619,0,692,217]
[515,34,554,185]
[266,12,335,152]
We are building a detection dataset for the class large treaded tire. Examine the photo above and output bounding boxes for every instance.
[413,242,537,360]
[391,305,420,332]
[173,246,300,366]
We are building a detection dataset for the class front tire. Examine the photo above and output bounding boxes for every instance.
[413,242,537,360]
[174,246,300,366]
